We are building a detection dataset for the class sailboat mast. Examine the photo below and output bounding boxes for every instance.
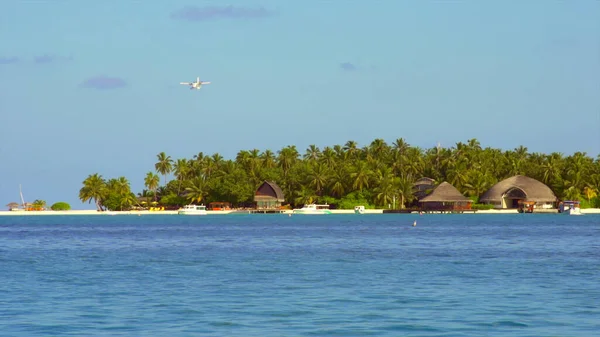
[19,184,25,206]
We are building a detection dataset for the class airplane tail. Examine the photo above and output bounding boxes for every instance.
[197,77,200,83]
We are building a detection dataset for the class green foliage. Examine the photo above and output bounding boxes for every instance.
[338,191,375,209]
[102,192,138,211]
[581,197,600,209]
[319,196,339,206]
[159,193,187,206]
[31,199,47,210]
[50,202,71,211]
[79,175,136,211]
[83,139,600,209]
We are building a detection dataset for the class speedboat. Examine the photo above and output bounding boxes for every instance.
[178,204,207,215]
[354,205,365,214]
[292,204,332,215]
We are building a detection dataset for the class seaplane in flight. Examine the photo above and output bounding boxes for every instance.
[180,77,211,90]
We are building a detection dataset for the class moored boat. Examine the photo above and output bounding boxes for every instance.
[292,204,332,215]
[178,204,207,215]
[559,201,583,216]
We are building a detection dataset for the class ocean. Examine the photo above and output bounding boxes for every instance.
[0,214,598,336]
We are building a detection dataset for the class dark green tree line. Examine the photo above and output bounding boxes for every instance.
[81,138,600,210]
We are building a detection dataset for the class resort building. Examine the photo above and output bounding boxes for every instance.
[254,181,285,210]
[419,181,473,211]
[208,202,231,211]
[413,177,436,200]
[479,175,557,209]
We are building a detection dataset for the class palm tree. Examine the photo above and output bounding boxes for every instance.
[294,186,317,206]
[396,175,415,209]
[107,177,130,196]
[304,145,321,163]
[307,163,329,196]
[374,168,397,208]
[583,186,597,204]
[392,138,410,154]
[185,177,207,204]
[351,162,372,191]
[277,145,299,177]
[260,150,277,169]
[79,173,107,211]
[119,193,138,211]
[343,140,359,159]
[144,172,160,201]
[32,199,47,211]
[329,166,348,197]
[155,152,173,186]
[173,159,190,194]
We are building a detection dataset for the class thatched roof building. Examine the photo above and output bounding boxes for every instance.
[420,182,472,211]
[6,202,19,210]
[254,181,285,209]
[413,177,436,200]
[479,175,557,209]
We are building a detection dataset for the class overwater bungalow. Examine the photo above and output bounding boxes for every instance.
[479,175,557,209]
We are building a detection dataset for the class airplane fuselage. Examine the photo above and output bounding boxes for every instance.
[180,77,211,90]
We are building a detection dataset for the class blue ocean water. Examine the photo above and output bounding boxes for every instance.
[0,214,599,336]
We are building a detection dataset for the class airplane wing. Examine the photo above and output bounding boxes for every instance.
[201,81,211,84]
[180,82,191,85]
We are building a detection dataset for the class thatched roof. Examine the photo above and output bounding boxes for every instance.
[420,182,471,202]
[413,177,436,200]
[414,177,435,186]
[479,175,557,203]
[254,181,285,202]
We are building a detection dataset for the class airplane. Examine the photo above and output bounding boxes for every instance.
[180,77,211,90]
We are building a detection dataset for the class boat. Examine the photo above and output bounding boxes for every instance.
[178,204,208,215]
[354,205,365,214]
[292,204,332,215]
[558,201,583,215]
[569,207,583,216]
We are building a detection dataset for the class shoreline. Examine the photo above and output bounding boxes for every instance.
[0,208,599,216]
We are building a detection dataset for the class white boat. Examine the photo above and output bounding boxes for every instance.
[292,204,332,215]
[354,205,365,214]
[178,204,207,215]
[569,208,583,216]
[559,201,584,216]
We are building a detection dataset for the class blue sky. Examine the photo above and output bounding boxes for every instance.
[1,1,599,209]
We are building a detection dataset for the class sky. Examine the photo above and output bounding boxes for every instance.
[0,0,599,209]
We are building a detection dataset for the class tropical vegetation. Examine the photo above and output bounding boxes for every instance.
[50,202,71,211]
[79,139,600,211]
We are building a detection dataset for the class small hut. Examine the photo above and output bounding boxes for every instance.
[6,202,20,211]
[479,175,557,209]
[413,177,436,200]
[419,182,472,211]
[254,181,285,210]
